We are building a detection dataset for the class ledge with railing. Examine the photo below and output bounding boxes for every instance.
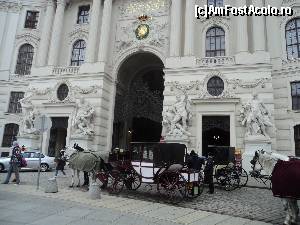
[196,56,235,67]
[52,66,80,75]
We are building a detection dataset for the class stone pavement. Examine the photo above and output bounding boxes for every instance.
[0,184,272,225]
[0,169,293,225]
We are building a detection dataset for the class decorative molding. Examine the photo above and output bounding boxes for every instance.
[68,27,89,45]
[0,1,22,12]
[200,16,231,30]
[52,66,80,75]
[15,32,40,49]
[229,78,271,89]
[73,85,101,94]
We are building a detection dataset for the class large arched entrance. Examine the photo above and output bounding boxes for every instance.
[112,53,164,149]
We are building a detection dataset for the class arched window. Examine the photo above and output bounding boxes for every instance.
[207,76,224,96]
[208,0,223,7]
[286,18,300,59]
[2,123,19,147]
[71,39,86,66]
[294,125,300,156]
[206,27,225,57]
[15,44,34,75]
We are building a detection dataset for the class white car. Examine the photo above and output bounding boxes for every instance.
[0,151,56,172]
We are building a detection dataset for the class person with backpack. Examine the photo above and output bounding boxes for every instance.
[2,141,21,185]
[54,149,67,177]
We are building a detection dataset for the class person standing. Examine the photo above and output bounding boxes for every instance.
[204,152,214,194]
[55,149,66,177]
[2,141,21,185]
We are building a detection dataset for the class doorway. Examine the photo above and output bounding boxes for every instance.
[202,116,230,157]
[112,53,164,149]
[48,117,68,157]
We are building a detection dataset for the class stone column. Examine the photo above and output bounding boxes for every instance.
[98,0,112,63]
[184,0,194,56]
[169,0,182,57]
[48,0,66,66]
[236,0,248,53]
[37,0,55,66]
[252,0,265,52]
[86,0,101,63]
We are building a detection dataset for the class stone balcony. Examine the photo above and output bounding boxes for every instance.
[196,56,235,67]
[52,66,80,75]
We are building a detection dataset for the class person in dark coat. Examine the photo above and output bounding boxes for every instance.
[55,149,66,177]
[3,141,21,184]
[187,150,204,170]
[204,152,214,194]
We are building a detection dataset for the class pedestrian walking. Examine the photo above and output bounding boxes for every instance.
[2,141,21,185]
[204,152,214,194]
[55,149,66,177]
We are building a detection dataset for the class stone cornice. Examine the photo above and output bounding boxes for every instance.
[0,1,22,12]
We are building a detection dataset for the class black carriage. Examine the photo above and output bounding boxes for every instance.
[209,146,248,191]
[130,142,204,201]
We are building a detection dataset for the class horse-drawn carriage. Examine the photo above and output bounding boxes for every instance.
[98,142,205,201]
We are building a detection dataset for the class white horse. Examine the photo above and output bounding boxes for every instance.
[253,150,299,225]
[65,144,108,187]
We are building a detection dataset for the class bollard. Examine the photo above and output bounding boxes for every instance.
[45,177,58,193]
[89,182,101,199]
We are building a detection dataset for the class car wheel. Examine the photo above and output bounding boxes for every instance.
[0,164,4,172]
[40,163,49,172]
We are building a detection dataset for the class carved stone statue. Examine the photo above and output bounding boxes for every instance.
[162,92,192,137]
[19,98,39,135]
[72,98,95,136]
[240,93,273,138]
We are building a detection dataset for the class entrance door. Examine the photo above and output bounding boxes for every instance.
[202,116,230,157]
[48,117,68,157]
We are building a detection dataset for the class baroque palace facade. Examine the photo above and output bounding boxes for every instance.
[0,0,299,167]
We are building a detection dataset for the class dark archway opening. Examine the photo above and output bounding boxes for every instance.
[202,116,230,158]
[112,53,164,150]
[48,117,68,157]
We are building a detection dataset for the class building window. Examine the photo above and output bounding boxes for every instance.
[2,124,19,147]
[286,18,300,59]
[71,40,86,66]
[8,92,24,113]
[57,84,69,101]
[77,5,90,24]
[295,125,300,157]
[207,0,223,7]
[206,27,225,57]
[207,76,224,96]
[24,11,39,29]
[291,81,300,110]
[15,44,34,75]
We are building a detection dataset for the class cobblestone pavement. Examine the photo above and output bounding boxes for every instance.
[0,169,297,225]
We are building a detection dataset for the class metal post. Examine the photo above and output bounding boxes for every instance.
[37,115,45,190]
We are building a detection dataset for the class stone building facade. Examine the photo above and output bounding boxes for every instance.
[0,0,299,164]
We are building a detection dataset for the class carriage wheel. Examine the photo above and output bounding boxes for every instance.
[224,169,240,191]
[237,168,248,187]
[107,170,124,194]
[157,172,186,203]
[95,171,108,189]
[124,170,141,190]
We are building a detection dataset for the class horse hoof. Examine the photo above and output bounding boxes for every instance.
[76,185,80,188]
[69,185,74,188]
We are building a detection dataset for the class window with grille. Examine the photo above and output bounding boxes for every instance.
[15,44,34,75]
[77,5,90,24]
[295,125,300,157]
[291,81,300,110]
[71,40,86,66]
[207,76,224,96]
[8,92,24,113]
[207,0,223,7]
[24,11,39,29]
[2,124,19,147]
[57,84,69,101]
[286,18,300,59]
[206,27,225,57]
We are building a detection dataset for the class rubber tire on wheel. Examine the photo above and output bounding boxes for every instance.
[40,163,49,172]
[124,170,141,190]
[0,164,4,172]
[238,168,248,187]
[107,170,124,194]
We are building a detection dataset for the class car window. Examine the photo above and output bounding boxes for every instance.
[22,152,30,158]
[32,153,45,158]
